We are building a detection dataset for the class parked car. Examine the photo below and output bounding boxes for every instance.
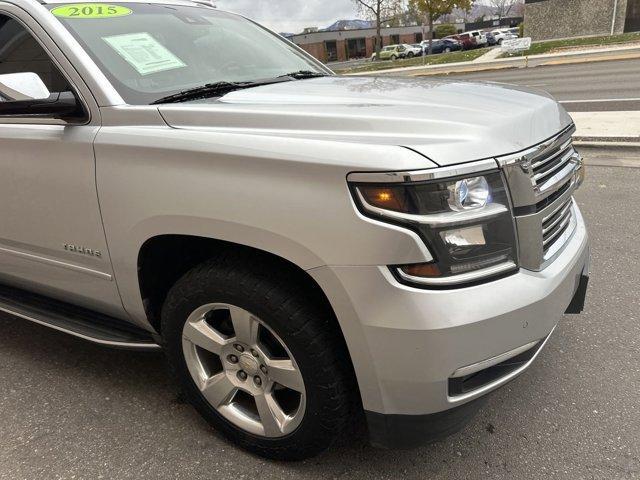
[371,44,407,61]
[492,28,519,44]
[0,0,590,462]
[447,33,478,50]
[484,31,498,46]
[466,29,488,47]
[421,38,463,54]
[403,44,423,58]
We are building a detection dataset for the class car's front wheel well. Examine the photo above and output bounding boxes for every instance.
[137,235,339,337]
[138,234,364,449]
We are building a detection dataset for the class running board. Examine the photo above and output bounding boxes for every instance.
[0,284,161,351]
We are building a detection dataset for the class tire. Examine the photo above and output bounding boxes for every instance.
[407,52,414,58]
[162,252,354,460]
[444,47,451,53]
[498,39,504,45]
[391,54,397,61]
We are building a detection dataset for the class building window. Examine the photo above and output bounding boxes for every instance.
[346,37,367,59]
[626,0,640,33]
[325,40,338,62]
[415,33,423,43]
[390,34,400,45]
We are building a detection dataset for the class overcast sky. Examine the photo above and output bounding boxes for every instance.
[215,1,496,34]
[214,1,365,33]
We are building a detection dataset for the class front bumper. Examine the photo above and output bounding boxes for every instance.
[309,203,589,447]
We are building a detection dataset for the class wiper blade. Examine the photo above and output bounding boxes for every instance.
[278,70,329,80]
[150,73,324,104]
[151,80,276,105]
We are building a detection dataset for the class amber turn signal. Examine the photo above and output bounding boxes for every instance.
[358,186,408,212]
[399,263,442,278]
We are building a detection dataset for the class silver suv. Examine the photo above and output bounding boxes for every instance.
[0,0,590,460]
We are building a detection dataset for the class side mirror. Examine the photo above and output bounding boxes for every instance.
[0,72,50,100]
[0,72,82,119]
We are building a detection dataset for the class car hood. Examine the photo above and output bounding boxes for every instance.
[158,76,573,167]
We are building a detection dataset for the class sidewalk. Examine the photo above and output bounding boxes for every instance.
[572,111,640,143]
[472,47,504,63]
[347,44,640,77]
[572,111,640,165]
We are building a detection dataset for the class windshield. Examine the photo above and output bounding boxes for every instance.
[48,2,327,104]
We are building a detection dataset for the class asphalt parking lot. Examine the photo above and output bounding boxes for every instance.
[1,165,639,480]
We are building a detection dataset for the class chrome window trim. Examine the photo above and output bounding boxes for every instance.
[347,159,498,184]
[2,0,124,107]
[0,4,96,124]
[395,261,517,287]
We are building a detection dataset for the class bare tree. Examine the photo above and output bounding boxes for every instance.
[352,0,403,60]
[488,0,522,19]
[409,0,474,54]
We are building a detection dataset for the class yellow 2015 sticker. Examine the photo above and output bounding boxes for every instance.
[51,4,132,18]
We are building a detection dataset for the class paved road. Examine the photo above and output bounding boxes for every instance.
[442,58,640,112]
[1,165,639,479]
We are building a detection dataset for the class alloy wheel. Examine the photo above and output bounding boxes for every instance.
[181,303,306,438]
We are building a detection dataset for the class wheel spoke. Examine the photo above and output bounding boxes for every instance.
[254,393,287,437]
[229,306,259,345]
[201,372,236,407]
[266,359,304,393]
[183,320,229,355]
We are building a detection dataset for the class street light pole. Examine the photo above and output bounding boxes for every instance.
[611,0,619,35]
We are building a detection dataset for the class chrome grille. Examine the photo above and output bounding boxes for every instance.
[542,198,574,254]
[499,125,580,208]
[497,125,583,271]
[532,138,575,190]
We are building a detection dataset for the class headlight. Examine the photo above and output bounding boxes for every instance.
[448,176,490,211]
[352,169,518,287]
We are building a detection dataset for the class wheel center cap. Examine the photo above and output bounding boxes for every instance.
[238,353,259,375]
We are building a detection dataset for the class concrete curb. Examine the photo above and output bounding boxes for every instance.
[574,140,640,148]
[344,44,640,77]
[409,49,640,77]
[583,157,640,168]
[576,140,640,168]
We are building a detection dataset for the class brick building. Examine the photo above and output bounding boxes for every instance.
[524,0,640,40]
[289,24,464,63]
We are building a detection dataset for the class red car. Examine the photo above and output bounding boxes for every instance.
[446,33,477,50]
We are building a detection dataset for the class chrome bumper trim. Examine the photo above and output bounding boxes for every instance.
[396,261,517,286]
[447,325,556,404]
[451,338,542,378]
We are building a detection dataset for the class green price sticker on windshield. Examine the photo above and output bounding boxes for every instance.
[52,4,132,18]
